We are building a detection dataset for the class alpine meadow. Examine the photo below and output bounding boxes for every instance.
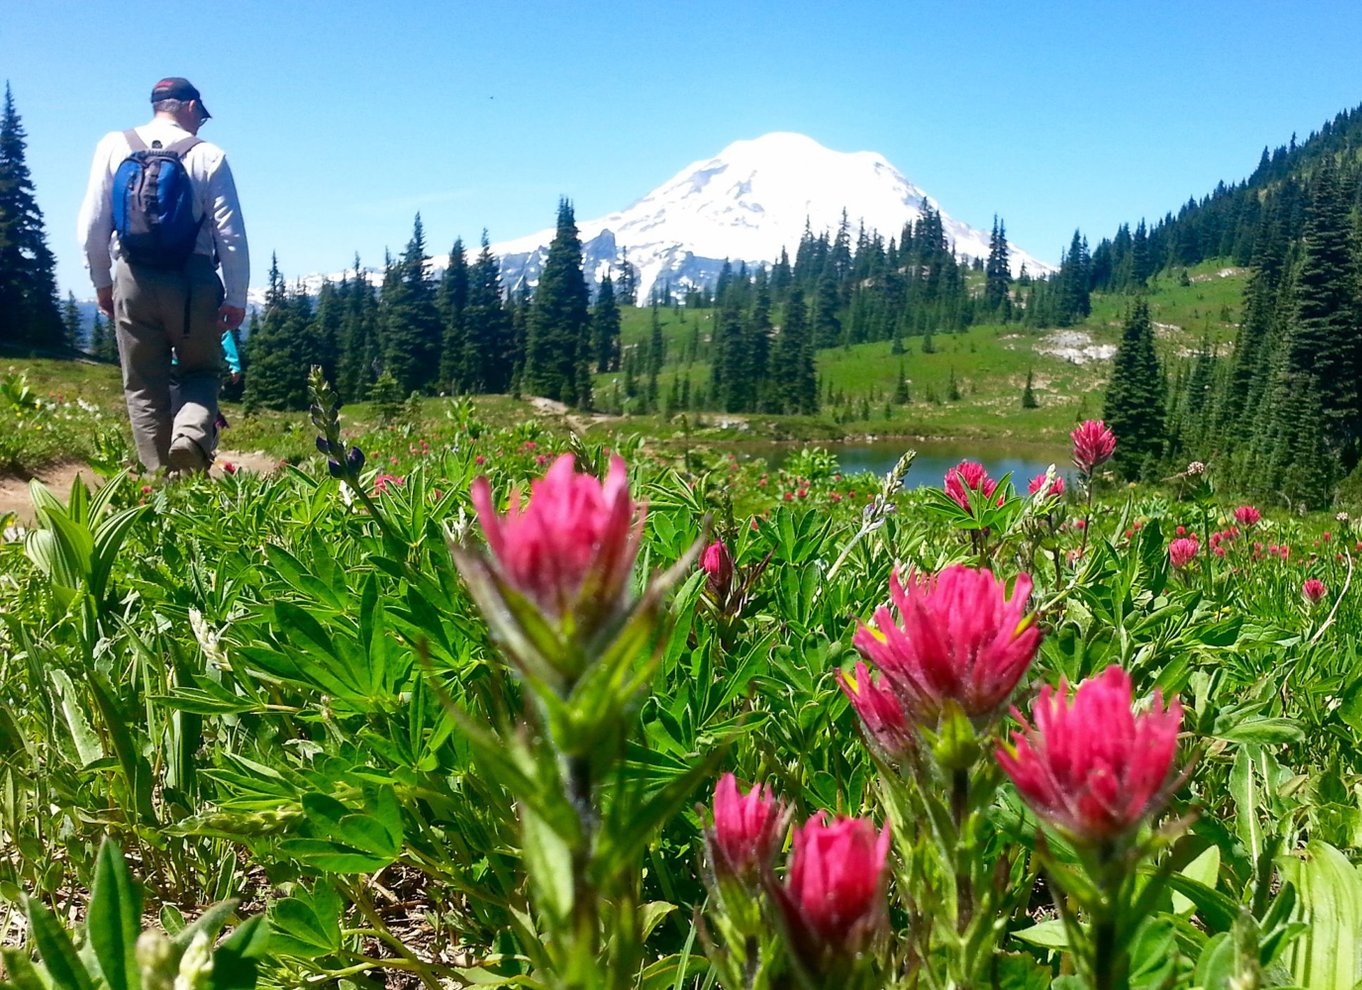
[6,58,1362,990]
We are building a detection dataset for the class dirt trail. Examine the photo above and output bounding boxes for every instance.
[0,449,281,527]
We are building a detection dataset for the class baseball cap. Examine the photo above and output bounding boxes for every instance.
[150,77,211,118]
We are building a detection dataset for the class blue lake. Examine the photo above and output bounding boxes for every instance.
[730,438,1075,489]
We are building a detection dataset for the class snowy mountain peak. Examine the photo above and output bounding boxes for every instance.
[494,131,1052,301]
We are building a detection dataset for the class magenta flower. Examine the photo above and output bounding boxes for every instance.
[706,773,786,884]
[1071,420,1117,475]
[1233,505,1262,528]
[837,661,915,760]
[1302,578,1327,605]
[1168,537,1199,569]
[772,814,890,969]
[852,566,1041,724]
[470,454,643,624]
[1028,472,1065,498]
[701,539,734,601]
[997,666,1183,846]
[944,460,998,512]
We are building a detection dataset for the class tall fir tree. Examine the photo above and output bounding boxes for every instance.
[60,291,82,350]
[381,214,442,394]
[465,233,515,393]
[524,199,591,406]
[438,238,470,389]
[1103,299,1165,478]
[245,256,312,410]
[592,273,622,373]
[984,215,1012,318]
[0,84,63,349]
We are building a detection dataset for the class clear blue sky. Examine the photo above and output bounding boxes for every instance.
[9,0,1362,299]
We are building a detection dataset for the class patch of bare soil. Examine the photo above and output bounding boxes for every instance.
[0,450,282,526]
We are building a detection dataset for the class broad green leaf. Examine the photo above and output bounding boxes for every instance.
[48,669,101,766]
[24,897,93,990]
[1278,840,1362,990]
[88,840,141,990]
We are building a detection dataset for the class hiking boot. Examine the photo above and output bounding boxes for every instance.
[168,434,210,475]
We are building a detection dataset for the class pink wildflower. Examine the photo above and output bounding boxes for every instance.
[1071,419,1117,475]
[852,566,1041,723]
[372,473,405,495]
[837,661,915,760]
[773,814,890,970]
[944,460,998,512]
[706,773,786,884]
[1233,505,1261,527]
[470,454,643,623]
[997,666,1183,845]
[700,540,734,602]
[1302,578,1327,605]
[1028,472,1065,498]
[1168,537,1199,569]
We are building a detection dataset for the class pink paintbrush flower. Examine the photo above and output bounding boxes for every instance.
[852,566,1041,724]
[1302,578,1327,605]
[997,666,1182,846]
[1028,472,1065,498]
[944,460,997,512]
[706,773,786,884]
[837,661,915,760]
[1071,420,1117,475]
[773,814,890,970]
[1233,505,1261,528]
[1168,537,1199,569]
[470,453,643,626]
[701,539,735,602]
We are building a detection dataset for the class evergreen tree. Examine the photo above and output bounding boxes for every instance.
[465,233,515,393]
[336,257,380,402]
[60,292,82,350]
[438,238,469,389]
[615,248,638,306]
[592,273,622,373]
[89,309,116,363]
[0,84,63,349]
[1103,299,1165,478]
[768,286,816,413]
[894,362,910,404]
[646,301,664,411]
[244,256,312,410]
[1021,368,1038,408]
[381,214,442,394]
[984,215,1012,318]
[524,199,591,406]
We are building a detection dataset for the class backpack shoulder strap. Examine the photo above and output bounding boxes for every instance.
[123,128,148,153]
[166,135,203,158]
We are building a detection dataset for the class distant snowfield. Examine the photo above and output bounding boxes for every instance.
[1025,330,1117,366]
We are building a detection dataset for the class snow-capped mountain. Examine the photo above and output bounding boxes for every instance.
[492,132,1053,302]
[248,132,1052,309]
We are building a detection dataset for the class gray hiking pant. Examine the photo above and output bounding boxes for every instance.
[112,255,224,472]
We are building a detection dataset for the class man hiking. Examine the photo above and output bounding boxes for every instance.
[77,76,249,474]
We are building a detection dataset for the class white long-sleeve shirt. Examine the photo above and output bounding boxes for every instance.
[77,117,250,309]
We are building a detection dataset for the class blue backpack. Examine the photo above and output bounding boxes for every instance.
[112,130,204,268]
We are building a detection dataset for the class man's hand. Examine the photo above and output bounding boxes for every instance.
[217,304,245,331]
[96,286,114,318]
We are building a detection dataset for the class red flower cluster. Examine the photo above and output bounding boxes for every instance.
[1168,537,1199,569]
[1302,578,1327,605]
[1028,472,1065,498]
[773,814,890,964]
[372,473,405,495]
[706,773,786,884]
[470,454,643,623]
[1233,505,1261,527]
[997,666,1182,845]
[944,460,998,512]
[1071,420,1116,475]
[851,566,1041,724]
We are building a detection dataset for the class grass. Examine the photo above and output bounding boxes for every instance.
[0,263,1252,476]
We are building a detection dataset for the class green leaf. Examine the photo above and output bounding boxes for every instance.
[1011,918,1069,949]
[0,946,51,990]
[24,897,93,990]
[48,669,102,766]
[210,915,269,990]
[1230,746,1262,867]
[88,840,141,990]
[520,802,574,928]
[267,896,341,959]
[1278,840,1362,990]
